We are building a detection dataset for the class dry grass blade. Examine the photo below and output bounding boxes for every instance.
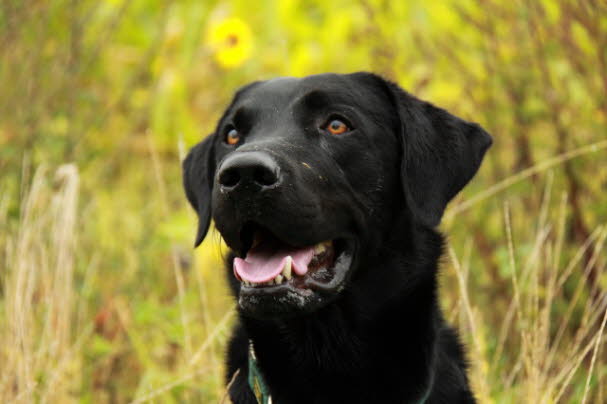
[221,369,240,404]
[547,227,607,372]
[581,305,607,403]
[0,165,81,403]
[129,366,210,404]
[448,245,491,402]
[188,307,236,368]
[445,140,607,220]
[148,132,193,359]
[552,328,606,402]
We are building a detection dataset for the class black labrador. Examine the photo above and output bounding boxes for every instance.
[183,72,492,404]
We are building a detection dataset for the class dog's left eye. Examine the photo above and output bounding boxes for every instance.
[325,119,350,135]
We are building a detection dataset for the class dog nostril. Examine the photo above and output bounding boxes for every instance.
[218,152,281,191]
[219,168,240,188]
[254,166,278,186]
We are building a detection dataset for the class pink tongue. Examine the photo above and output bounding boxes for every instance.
[234,243,316,283]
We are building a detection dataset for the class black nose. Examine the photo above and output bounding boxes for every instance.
[217,152,281,191]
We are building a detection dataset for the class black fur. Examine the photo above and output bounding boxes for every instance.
[183,72,492,403]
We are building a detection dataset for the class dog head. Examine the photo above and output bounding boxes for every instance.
[183,73,492,319]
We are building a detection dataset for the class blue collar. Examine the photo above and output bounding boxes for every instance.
[247,339,429,404]
[248,340,272,404]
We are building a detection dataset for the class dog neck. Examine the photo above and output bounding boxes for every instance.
[239,227,443,403]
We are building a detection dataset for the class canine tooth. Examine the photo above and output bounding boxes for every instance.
[283,256,292,279]
[314,243,326,254]
[275,274,283,284]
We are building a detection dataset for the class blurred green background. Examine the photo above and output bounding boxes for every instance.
[1,0,606,402]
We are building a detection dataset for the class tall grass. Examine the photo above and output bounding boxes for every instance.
[1,152,606,403]
[446,173,607,403]
[0,165,82,402]
[0,163,232,403]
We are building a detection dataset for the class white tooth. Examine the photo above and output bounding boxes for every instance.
[282,256,292,279]
[275,274,283,284]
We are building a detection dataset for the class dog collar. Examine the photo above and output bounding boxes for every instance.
[248,340,272,404]
[247,339,430,404]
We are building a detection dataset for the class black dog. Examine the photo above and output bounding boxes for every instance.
[183,72,492,404]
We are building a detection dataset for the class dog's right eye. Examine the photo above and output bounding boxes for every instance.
[225,128,240,145]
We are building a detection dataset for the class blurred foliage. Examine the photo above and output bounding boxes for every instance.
[1,0,606,402]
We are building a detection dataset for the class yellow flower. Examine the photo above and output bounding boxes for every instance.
[206,17,253,69]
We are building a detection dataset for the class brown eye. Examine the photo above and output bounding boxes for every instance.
[225,128,240,145]
[326,119,349,135]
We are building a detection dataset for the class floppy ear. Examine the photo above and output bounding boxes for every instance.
[183,134,216,247]
[384,80,492,227]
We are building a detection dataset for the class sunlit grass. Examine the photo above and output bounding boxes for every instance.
[445,173,607,403]
[1,150,605,402]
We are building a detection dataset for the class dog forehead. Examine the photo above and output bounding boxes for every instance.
[233,73,387,115]
[234,74,366,107]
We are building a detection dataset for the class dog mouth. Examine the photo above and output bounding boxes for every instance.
[231,224,355,315]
